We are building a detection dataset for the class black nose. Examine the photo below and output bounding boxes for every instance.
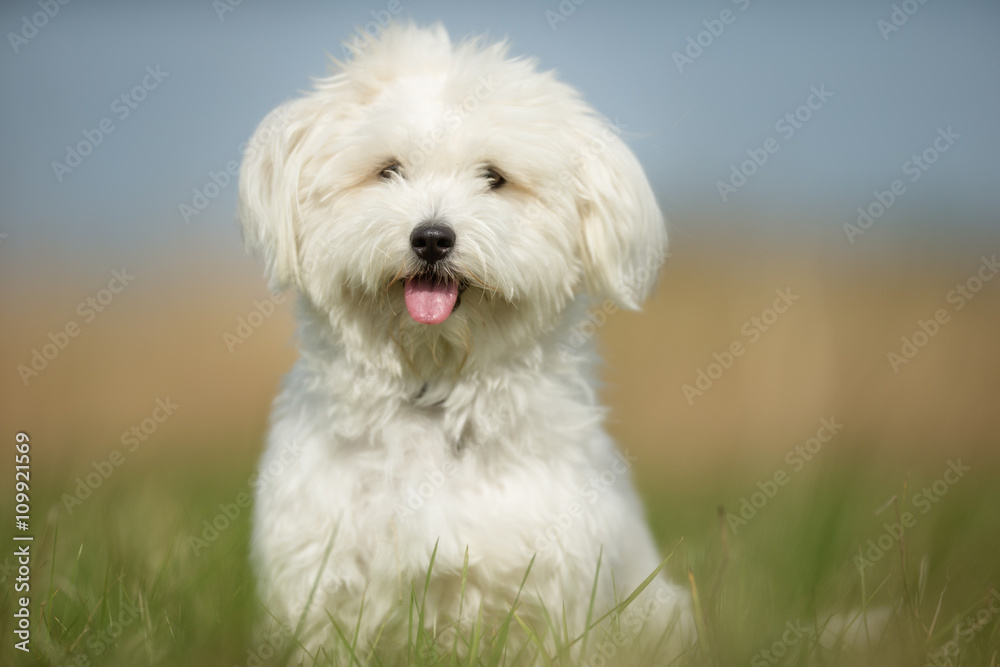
[410,223,455,265]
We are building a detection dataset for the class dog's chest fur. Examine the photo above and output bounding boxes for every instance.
[250,338,641,642]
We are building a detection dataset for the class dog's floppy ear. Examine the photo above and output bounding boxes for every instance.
[238,99,313,291]
[573,119,668,310]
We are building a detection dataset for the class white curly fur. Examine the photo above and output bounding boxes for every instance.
[239,22,692,663]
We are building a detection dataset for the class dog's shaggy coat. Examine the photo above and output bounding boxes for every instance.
[239,22,692,662]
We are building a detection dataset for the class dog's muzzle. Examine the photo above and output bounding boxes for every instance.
[404,222,463,325]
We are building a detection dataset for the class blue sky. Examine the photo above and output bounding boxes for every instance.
[1,0,998,269]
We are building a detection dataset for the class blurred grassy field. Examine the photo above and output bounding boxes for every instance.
[2,235,999,665]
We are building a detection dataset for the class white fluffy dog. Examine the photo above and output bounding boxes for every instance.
[238,22,692,663]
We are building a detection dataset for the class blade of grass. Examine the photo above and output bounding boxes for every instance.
[448,547,470,667]
[568,538,683,650]
[415,538,441,662]
[326,610,364,667]
[513,611,555,667]
[351,592,367,654]
[926,580,948,640]
[560,600,570,659]
[580,547,603,658]
[149,516,185,603]
[486,555,535,667]
[262,599,313,665]
[687,567,709,660]
[465,604,483,667]
[291,521,341,654]
[530,593,558,661]
[365,613,391,666]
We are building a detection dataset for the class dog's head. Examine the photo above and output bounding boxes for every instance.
[238,23,666,371]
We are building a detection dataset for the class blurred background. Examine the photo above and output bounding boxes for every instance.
[2,0,998,470]
[1,0,999,665]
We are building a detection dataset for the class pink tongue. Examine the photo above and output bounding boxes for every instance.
[404,277,459,325]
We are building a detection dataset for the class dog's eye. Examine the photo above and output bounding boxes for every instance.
[483,168,506,190]
[380,163,402,181]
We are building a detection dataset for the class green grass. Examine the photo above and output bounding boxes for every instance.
[2,447,999,666]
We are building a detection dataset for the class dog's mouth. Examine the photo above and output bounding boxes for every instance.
[402,273,467,325]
